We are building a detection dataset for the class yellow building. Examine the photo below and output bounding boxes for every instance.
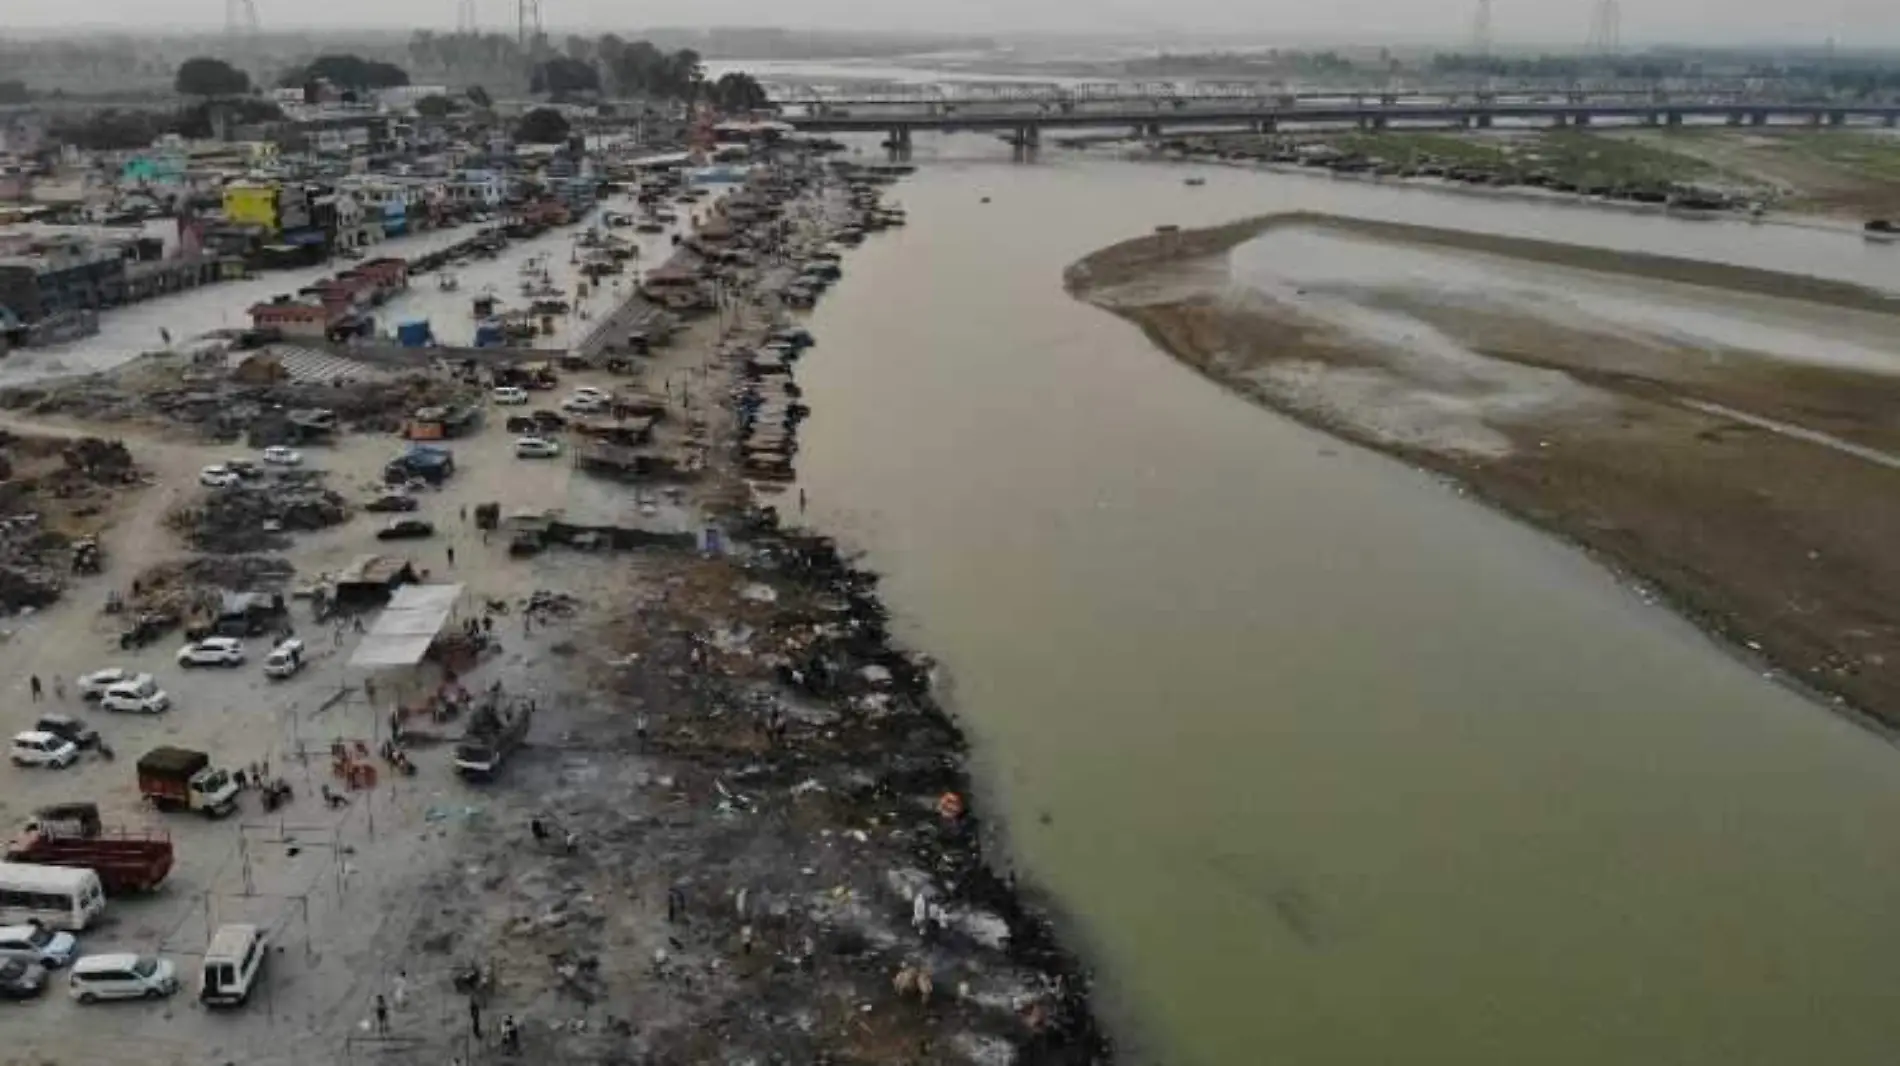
[222,182,279,235]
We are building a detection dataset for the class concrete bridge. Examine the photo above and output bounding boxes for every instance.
[778,88,1900,148]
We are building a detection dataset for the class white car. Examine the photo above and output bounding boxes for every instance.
[69,954,178,1003]
[0,923,78,969]
[199,465,240,488]
[560,393,608,414]
[514,436,562,459]
[263,638,305,680]
[99,680,171,715]
[571,386,610,401]
[177,637,246,668]
[10,731,79,769]
[78,668,149,701]
[492,386,529,405]
[261,446,303,466]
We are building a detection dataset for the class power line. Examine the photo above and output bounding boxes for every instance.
[517,0,542,49]
[1587,0,1622,55]
[1471,0,1494,57]
[224,0,259,36]
[456,0,478,33]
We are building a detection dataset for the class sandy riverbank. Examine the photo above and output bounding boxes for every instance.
[1068,211,1900,733]
[0,163,1107,1065]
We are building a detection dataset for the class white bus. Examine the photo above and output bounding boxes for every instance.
[0,863,106,931]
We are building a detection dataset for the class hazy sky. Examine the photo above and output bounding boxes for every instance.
[8,0,1899,46]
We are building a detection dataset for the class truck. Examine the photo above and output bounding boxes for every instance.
[453,698,533,780]
[4,803,173,894]
[136,747,240,817]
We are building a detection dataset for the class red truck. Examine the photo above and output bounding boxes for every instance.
[4,803,173,894]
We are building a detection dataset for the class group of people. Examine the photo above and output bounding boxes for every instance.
[372,975,522,1054]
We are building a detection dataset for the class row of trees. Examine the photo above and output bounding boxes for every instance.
[405,30,769,109]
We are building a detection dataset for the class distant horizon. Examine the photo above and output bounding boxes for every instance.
[4,23,1900,55]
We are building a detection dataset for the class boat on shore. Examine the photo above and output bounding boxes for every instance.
[1864,219,1898,244]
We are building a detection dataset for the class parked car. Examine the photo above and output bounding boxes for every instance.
[492,386,529,405]
[68,953,178,1003]
[377,518,436,541]
[263,638,305,680]
[261,446,303,466]
[99,680,171,715]
[364,493,419,514]
[198,466,240,488]
[224,459,264,481]
[11,732,79,769]
[514,436,562,459]
[177,637,245,668]
[78,667,148,701]
[33,714,99,751]
[0,922,78,969]
[561,393,608,414]
[0,958,47,1001]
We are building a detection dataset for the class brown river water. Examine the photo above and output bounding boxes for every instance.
[790,137,1900,1065]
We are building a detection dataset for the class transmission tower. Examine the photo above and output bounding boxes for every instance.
[1586,0,1621,55]
[517,0,542,49]
[224,0,259,37]
[1471,0,1494,57]
[456,0,478,33]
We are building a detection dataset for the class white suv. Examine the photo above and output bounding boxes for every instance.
[0,923,78,969]
[78,668,149,701]
[177,637,246,668]
[99,680,171,715]
[492,386,529,405]
[10,731,79,769]
[69,954,178,1003]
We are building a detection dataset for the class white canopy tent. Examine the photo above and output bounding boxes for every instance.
[347,583,464,669]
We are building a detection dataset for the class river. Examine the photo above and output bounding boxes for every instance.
[790,137,1900,1064]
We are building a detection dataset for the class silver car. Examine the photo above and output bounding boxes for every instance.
[0,922,78,968]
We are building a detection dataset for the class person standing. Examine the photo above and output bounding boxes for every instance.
[373,993,390,1034]
[28,675,41,701]
[392,969,409,1010]
[469,997,483,1041]
[51,675,64,701]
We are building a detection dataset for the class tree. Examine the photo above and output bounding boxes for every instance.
[175,57,251,98]
[531,56,599,98]
[282,54,410,92]
[514,106,571,144]
[466,84,493,109]
[415,94,458,118]
[708,71,769,113]
[0,80,30,105]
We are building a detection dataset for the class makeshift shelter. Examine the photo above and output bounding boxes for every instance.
[332,555,419,609]
[349,583,463,669]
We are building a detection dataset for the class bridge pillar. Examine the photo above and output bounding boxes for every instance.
[1643,111,1661,127]
[1807,111,1823,126]
[1379,93,1396,106]
[1253,117,1276,134]
[1666,112,1682,127]
[1473,113,1492,129]
[1828,111,1846,126]
[1886,113,1898,128]
[1750,111,1768,126]
[1022,124,1041,147]
[1574,112,1592,127]
[1726,111,1743,126]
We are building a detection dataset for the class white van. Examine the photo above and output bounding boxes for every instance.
[0,864,106,931]
[69,953,177,1003]
[200,924,266,1006]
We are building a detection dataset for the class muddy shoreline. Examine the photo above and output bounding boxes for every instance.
[1067,212,1900,737]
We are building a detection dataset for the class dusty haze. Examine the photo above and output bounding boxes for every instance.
[7,0,1899,47]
